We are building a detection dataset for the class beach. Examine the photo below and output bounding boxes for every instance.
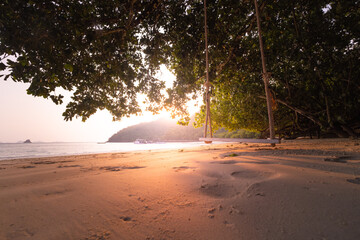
[1,139,360,240]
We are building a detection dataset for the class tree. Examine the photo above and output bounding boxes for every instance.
[0,0,168,121]
[164,0,360,138]
[1,0,359,138]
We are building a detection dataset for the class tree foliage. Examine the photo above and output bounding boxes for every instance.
[1,0,359,138]
[0,0,167,121]
[168,0,360,138]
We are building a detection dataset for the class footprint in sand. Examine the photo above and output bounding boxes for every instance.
[211,160,239,164]
[324,157,348,163]
[173,166,195,172]
[347,177,360,184]
[57,165,82,168]
[208,208,216,214]
[231,171,273,179]
[224,220,236,229]
[31,161,57,164]
[100,166,122,171]
[122,166,146,169]
[18,165,35,169]
[100,166,146,171]
[200,183,235,198]
[120,216,132,222]
[7,229,34,238]
[86,231,111,240]
[246,182,265,197]
[40,190,69,199]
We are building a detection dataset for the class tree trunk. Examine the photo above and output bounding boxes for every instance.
[341,124,359,138]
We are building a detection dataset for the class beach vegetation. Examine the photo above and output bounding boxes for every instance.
[0,0,359,138]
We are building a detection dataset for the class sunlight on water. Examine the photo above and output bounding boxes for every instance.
[0,142,207,160]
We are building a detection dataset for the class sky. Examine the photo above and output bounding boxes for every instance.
[0,66,200,143]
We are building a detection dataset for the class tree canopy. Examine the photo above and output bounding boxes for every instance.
[0,0,168,121]
[1,0,359,138]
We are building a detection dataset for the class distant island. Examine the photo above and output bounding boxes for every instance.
[108,118,203,142]
[23,139,32,144]
[108,118,259,142]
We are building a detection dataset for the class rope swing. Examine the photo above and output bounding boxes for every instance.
[253,0,276,142]
[203,0,213,144]
[200,0,279,145]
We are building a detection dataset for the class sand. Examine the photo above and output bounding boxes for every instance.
[1,138,360,240]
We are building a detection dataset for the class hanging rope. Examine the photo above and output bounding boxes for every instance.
[254,0,275,141]
[200,0,276,145]
[204,0,213,140]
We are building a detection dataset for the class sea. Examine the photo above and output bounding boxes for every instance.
[0,141,208,161]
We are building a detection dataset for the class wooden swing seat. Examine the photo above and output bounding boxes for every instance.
[199,137,280,144]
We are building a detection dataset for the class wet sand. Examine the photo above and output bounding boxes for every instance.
[1,139,360,240]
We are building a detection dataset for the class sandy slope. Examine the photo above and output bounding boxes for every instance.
[1,139,360,240]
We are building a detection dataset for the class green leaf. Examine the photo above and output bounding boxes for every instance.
[0,63,6,71]
[64,64,73,72]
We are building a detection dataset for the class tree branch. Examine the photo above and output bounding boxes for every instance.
[259,95,323,127]
[95,28,126,37]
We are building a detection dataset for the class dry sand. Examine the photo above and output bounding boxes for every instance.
[1,138,360,240]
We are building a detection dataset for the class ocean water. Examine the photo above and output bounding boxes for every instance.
[0,141,208,161]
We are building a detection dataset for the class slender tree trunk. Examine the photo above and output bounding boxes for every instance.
[325,96,332,125]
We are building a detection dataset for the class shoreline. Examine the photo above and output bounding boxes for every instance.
[2,137,359,162]
[0,141,212,162]
[1,139,360,239]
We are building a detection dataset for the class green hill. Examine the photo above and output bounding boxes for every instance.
[108,118,203,142]
[108,117,261,142]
